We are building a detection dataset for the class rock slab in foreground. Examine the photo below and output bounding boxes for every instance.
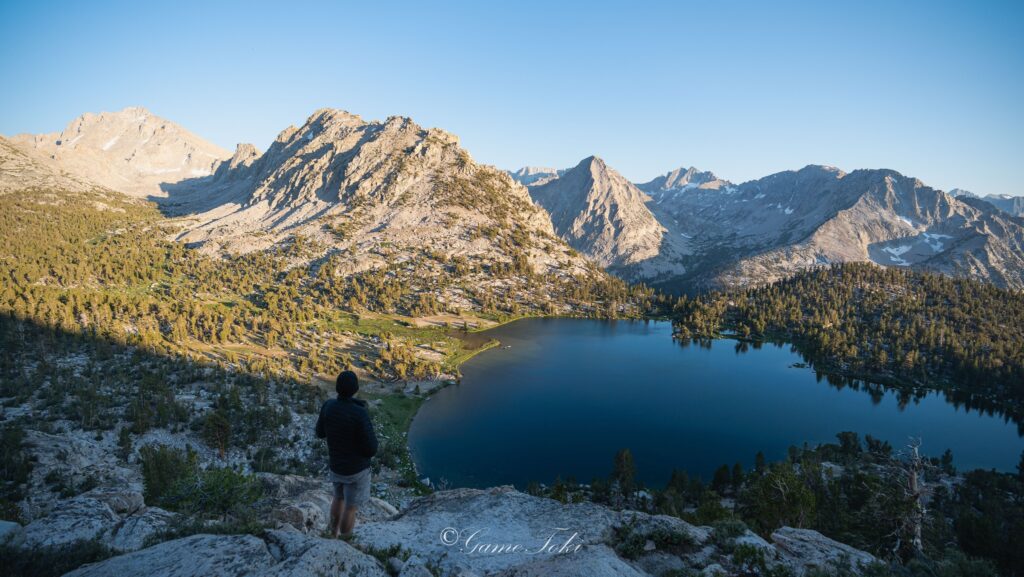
[57,486,882,577]
[63,529,387,577]
[771,526,879,575]
[493,543,648,577]
[356,486,715,576]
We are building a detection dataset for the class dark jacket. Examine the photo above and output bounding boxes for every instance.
[315,396,378,475]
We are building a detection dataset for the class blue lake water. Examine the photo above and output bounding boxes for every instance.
[408,318,1024,489]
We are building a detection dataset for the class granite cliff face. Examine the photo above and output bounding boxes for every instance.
[10,107,230,198]
[527,157,665,268]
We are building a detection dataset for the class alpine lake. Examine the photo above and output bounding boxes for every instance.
[409,318,1024,488]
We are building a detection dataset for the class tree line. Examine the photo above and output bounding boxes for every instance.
[672,263,1024,426]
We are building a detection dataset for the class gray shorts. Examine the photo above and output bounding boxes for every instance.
[329,467,371,507]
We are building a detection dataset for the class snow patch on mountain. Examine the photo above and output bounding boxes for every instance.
[883,245,913,266]
[922,232,952,252]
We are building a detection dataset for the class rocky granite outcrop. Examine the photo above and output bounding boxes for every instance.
[494,544,648,577]
[20,429,143,522]
[349,486,872,577]
[64,529,389,577]
[20,490,177,553]
[22,496,121,548]
[9,482,880,577]
[0,519,25,546]
[771,527,878,575]
[356,486,625,575]
[103,506,179,553]
[258,473,398,533]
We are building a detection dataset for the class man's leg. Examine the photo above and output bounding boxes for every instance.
[340,504,359,536]
[339,469,369,537]
[330,486,345,537]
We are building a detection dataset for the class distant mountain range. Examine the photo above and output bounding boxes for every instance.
[4,106,1023,292]
[949,188,1024,217]
[512,159,1024,291]
[507,166,564,187]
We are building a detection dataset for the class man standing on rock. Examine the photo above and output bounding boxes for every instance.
[315,370,378,538]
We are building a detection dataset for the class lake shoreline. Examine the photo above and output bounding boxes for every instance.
[674,328,1024,432]
[405,317,1024,489]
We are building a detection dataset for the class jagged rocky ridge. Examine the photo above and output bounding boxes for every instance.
[636,165,727,195]
[157,108,607,312]
[521,160,1024,290]
[171,109,560,257]
[8,107,1023,292]
[664,166,1024,290]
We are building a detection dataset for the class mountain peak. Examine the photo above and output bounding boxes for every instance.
[69,106,153,125]
[508,166,562,186]
[9,107,229,197]
[305,108,364,129]
[109,105,152,118]
[233,142,260,157]
[578,155,606,170]
[637,165,725,193]
[948,188,977,198]
[224,143,261,171]
[798,164,846,177]
[528,155,672,272]
[177,108,562,259]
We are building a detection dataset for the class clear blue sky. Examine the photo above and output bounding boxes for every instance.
[1,0,1021,195]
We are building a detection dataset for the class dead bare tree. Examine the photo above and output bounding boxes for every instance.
[905,438,926,555]
[886,437,932,559]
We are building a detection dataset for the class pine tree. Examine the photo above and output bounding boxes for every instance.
[612,448,636,504]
